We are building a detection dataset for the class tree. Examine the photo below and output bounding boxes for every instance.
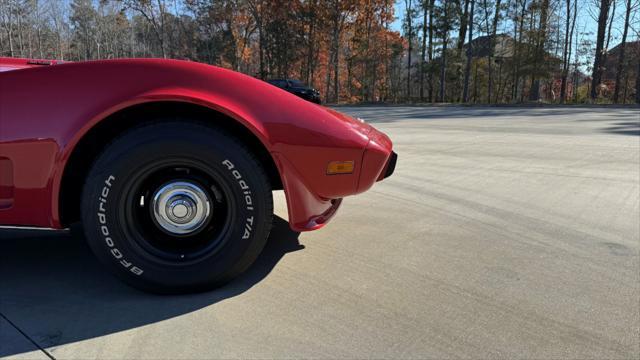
[590,0,613,100]
[529,0,550,101]
[613,0,633,103]
[419,0,428,100]
[0,0,16,56]
[70,0,98,60]
[48,0,69,60]
[636,53,640,104]
[122,0,170,58]
[510,0,528,102]
[462,0,475,102]
[560,0,577,103]
[404,0,415,99]
[437,0,452,102]
[457,0,471,51]
[483,0,502,104]
[326,0,344,103]
[453,0,470,101]
[427,0,435,101]
[1,0,635,105]
[246,0,266,78]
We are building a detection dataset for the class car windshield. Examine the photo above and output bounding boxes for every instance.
[267,80,287,88]
[288,80,307,87]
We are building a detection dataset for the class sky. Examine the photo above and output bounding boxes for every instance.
[391,1,638,49]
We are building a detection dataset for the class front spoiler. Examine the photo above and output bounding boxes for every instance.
[380,151,397,180]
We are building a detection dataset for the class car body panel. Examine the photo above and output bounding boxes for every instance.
[0,58,393,231]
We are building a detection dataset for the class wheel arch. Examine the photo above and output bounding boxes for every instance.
[57,101,283,227]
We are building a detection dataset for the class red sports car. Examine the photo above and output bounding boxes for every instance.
[0,57,396,293]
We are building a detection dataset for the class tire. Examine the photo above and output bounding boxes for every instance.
[81,120,273,294]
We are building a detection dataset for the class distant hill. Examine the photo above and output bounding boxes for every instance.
[603,41,640,80]
[464,34,514,59]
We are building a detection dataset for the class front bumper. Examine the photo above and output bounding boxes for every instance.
[276,113,394,232]
[356,127,395,193]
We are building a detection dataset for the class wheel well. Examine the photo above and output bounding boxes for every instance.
[59,101,283,226]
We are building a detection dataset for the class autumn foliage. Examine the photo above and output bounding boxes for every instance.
[1,0,638,104]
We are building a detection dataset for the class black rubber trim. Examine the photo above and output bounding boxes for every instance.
[383,151,397,179]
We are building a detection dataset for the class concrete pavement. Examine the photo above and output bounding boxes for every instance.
[1,106,638,359]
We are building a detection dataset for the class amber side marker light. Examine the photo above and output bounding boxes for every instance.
[327,161,355,175]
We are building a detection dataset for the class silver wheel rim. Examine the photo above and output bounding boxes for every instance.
[151,181,211,235]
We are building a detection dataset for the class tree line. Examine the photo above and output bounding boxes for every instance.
[1,0,638,104]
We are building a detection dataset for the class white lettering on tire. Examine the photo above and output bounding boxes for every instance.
[222,159,255,239]
[97,175,144,276]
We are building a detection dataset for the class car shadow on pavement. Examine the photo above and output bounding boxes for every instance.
[336,105,639,136]
[601,120,640,136]
[0,216,302,357]
[337,105,639,127]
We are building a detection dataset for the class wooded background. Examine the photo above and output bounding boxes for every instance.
[1,0,638,104]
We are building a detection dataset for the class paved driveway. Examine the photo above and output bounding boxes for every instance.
[1,106,638,359]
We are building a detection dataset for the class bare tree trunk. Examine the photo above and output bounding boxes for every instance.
[439,1,448,102]
[6,0,15,57]
[246,0,265,78]
[560,0,575,103]
[622,71,629,103]
[456,0,470,102]
[457,0,470,51]
[36,1,43,60]
[590,0,612,100]
[17,4,24,57]
[427,0,434,102]
[325,1,336,103]
[363,2,373,102]
[333,23,340,103]
[439,39,447,102]
[305,0,317,85]
[573,21,582,103]
[384,0,392,102]
[596,0,618,93]
[1,10,5,55]
[420,0,428,101]
[8,24,14,56]
[636,59,640,104]
[567,0,577,100]
[613,0,631,103]
[512,0,527,101]
[529,0,550,101]
[495,59,503,103]
[405,0,413,100]
[484,0,501,104]
[605,0,616,52]
[462,0,475,102]
[324,60,332,104]
[559,0,570,103]
[473,59,479,102]
[511,1,519,101]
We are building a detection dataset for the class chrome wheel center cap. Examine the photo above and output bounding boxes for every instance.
[152,181,211,235]
[171,202,189,219]
[166,197,194,223]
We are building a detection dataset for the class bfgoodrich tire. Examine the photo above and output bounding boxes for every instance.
[81,121,273,293]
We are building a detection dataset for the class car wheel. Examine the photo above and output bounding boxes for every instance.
[81,121,273,293]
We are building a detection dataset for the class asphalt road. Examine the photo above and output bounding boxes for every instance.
[1,106,639,359]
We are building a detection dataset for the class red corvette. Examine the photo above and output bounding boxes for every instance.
[0,57,396,293]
